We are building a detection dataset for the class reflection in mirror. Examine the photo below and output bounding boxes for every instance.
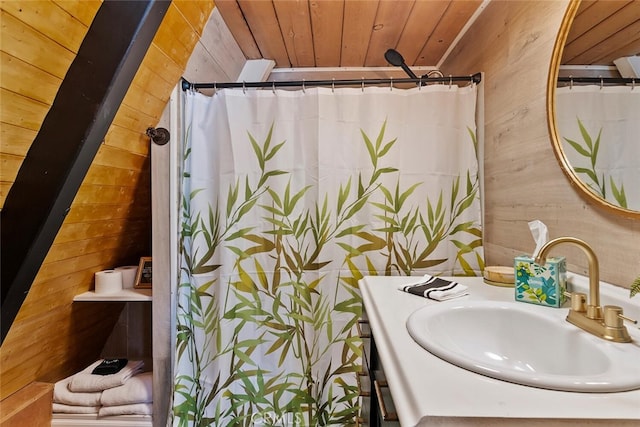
[549,0,640,216]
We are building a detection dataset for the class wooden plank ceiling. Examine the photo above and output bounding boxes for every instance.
[216,0,640,71]
[215,0,485,68]
[562,0,640,65]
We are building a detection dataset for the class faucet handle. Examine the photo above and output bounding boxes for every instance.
[603,305,637,328]
[564,291,587,312]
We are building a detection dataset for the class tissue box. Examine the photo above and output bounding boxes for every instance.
[514,256,567,307]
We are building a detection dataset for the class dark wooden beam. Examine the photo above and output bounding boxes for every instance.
[1,0,170,343]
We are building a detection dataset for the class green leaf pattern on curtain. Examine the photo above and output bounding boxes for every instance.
[172,93,482,426]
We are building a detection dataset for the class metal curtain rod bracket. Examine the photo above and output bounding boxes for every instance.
[146,127,170,145]
[180,73,481,92]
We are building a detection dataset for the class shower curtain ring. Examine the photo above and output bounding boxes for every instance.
[632,79,636,90]
[569,76,573,90]
[600,77,603,90]
[449,75,452,88]
[390,77,393,91]
[213,82,217,93]
[332,78,335,93]
[272,81,276,94]
[243,81,246,94]
[419,76,422,89]
[302,79,306,93]
[361,77,364,92]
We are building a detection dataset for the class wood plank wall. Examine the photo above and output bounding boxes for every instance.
[441,0,640,289]
[0,0,215,400]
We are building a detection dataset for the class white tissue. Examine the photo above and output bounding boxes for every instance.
[115,265,138,289]
[528,220,549,258]
[94,270,123,294]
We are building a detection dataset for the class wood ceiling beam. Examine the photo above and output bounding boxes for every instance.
[0,0,171,343]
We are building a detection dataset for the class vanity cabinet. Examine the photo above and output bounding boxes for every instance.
[359,275,640,426]
[357,309,400,427]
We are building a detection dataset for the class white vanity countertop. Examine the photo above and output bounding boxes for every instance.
[359,274,640,426]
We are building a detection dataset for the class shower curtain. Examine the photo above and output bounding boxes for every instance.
[556,85,640,210]
[172,84,482,426]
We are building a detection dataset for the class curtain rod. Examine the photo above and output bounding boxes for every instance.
[181,72,482,91]
[558,76,637,85]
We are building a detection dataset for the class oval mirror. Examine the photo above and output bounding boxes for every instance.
[548,0,640,218]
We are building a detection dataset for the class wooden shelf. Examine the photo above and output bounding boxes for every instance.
[73,289,152,302]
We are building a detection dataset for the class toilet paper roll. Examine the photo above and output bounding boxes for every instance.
[95,270,123,294]
[115,265,138,289]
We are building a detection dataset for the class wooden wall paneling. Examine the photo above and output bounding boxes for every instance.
[173,0,214,38]
[52,0,103,27]
[0,123,37,157]
[0,88,49,132]
[0,0,217,408]
[184,9,246,83]
[273,0,314,67]
[75,202,150,228]
[2,304,124,389]
[104,125,150,156]
[1,0,165,397]
[121,84,167,123]
[138,45,186,89]
[112,101,162,134]
[215,0,262,59]
[237,0,290,67]
[440,0,640,288]
[0,154,22,187]
[91,145,149,171]
[0,10,76,79]
[0,52,61,105]
[152,3,205,68]
[0,382,53,427]
[130,64,175,104]
[0,0,89,53]
[395,0,448,67]
[363,0,414,67]
[341,0,378,67]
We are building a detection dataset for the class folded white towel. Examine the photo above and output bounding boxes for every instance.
[101,372,153,406]
[399,274,468,301]
[98,402,153,417]
[52,402,100,414]
[69,359,144,393]
[53,375,102,406]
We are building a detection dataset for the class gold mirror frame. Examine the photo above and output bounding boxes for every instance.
[547,0,640,219]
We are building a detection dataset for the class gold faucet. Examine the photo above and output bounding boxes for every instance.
[535,236,632,343]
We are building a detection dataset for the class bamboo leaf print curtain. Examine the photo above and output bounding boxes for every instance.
[555,85,640,210]
[172,84,483,426]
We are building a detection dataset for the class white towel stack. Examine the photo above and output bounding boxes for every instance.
[52,359,152,417]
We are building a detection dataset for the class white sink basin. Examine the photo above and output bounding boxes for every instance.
[406,300,640,392]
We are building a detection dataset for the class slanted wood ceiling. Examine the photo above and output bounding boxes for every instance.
[0,0,214,399]
[562,0,640,65]
[215,0,484,68]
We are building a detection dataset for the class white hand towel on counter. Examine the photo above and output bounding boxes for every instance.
[52,403,100,414]
[399,274,468,301]
[98,402,153,417]
[69,359,144,393]
[53,375,102,406]
[101,372,153,406]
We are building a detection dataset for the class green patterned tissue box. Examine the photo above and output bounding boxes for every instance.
[514,256,567,307]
